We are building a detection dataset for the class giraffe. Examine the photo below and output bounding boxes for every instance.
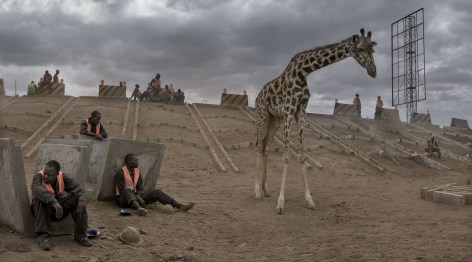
[255,28,377,214]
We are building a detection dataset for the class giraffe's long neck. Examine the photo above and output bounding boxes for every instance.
[287,37,353,78]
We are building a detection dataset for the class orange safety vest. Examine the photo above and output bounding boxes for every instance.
[116,166,140,195]
[85,119,101,135]
[38,170,65,196]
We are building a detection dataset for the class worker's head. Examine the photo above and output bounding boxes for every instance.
[165,85,169,90]
[135,84,139,88]
[90,111,101,125]
[356,93,359,97]
[56,69,60,74]
[377,96,381,99]
[45,70,49,74]
[43,160,61,184]
[431,136,435,141]
[124,153,139,168]
[155,73,160,79]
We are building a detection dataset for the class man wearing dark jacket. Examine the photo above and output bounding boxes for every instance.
[31,160,92,250]
[79,110,108,140]
[115,153,194,216]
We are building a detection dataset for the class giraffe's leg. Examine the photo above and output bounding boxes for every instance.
[255,108,270,200]
[298,113,316,210]
[276,113,294,215]
[261,115,282,197]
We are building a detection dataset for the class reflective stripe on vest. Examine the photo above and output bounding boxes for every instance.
[116,166,140,195]
[38,170,65,196]
[85,119,101,135]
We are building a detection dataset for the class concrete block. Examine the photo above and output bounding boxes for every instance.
[35,143,91,189]
[45,138,108,197]
[424,187,443,201]
[0,138,35,237]
[93,138,166,201]
[442,191,472,205]
[44,138,166,201]
[433,191,466,206]
[333,103,359,117]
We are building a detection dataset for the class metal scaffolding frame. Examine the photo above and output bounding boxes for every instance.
[391,8,426,123]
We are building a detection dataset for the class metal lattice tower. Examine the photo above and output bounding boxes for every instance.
[391,8,426,123]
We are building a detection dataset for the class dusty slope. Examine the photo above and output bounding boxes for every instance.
[0,96,471,262]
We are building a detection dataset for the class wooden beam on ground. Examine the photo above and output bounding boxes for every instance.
[25,98,81,158]
[193,104,240,172]
[120,100,131,138]
[185,104,226,172]
[21,96,74,151]
[132,100,140,140]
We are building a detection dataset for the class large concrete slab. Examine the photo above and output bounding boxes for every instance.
[0,138,35,237]
[48,138,166,200]
[93,138,166,201]
[36,143,92,188]
[45,137,110,199]
[450,118,470,129]
[432,191,466,206]
[333,102,359,117]
[411,112,432,125]
[379,108,400,121]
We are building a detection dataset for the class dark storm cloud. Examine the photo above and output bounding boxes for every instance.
[0,0,471,126]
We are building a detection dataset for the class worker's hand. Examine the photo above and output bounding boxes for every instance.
[76,200,86,218]
[96,134,103,141]
[52,201,63,219]
[136,196,146,208]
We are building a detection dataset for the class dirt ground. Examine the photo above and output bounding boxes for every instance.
[0,97,471,262]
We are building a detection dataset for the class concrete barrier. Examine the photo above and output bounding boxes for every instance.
[220,93,248,106]
[99,85,126,98]
[379,108,400,121]
[93,138,166,201]
[46,138,110,192]
[0,78,4,96]
[49,138,166,201]
[450,118,469,129]
[411,112,431,124]
[333,103,359,117]
[36,143,92,188]
[37,82,65,96]
[0,138,35,237]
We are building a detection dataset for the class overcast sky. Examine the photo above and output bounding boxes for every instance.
[0,0,471,126]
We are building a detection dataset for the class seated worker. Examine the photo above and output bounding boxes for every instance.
[424,136,441,159]
[79,111,108,141]
[173,89,185,104]
[155,85,173,103]
[27,81,37,96]
[43,70,53,89]
[53,69,60,83]
[375,145,402,165]
[31,160,92,250]
[115,153,195,216]
[408,151,429,167]
[130,84,143,101]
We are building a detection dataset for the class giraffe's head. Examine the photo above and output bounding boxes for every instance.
[350,28,377,78]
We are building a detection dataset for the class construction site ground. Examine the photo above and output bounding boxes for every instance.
[0,96,471,262]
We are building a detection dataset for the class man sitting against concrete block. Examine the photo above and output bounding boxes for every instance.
[31,160,92,250]
[79,110,108,141]
[115,153,195,216]
[424,136,441,159]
